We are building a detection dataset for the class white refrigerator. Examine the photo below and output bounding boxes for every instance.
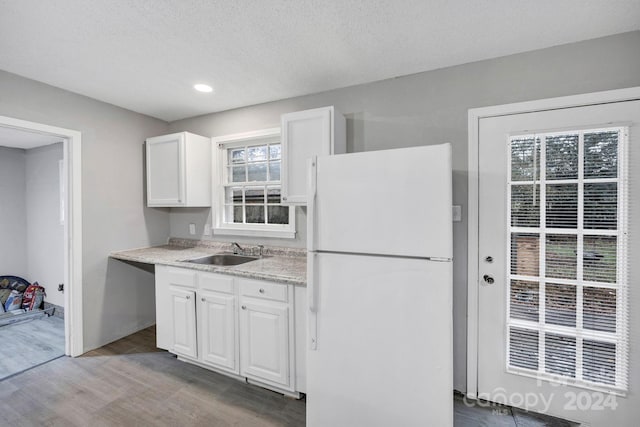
[306,143,453,427]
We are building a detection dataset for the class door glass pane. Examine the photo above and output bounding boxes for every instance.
[545,334,576,378]
[510,233,539,276]
[510,280,539,322]
[583,236,617,283]
[584,183,617,230]
[545,234,577,280]
[545,134,578,180]
[511,137,540,181]
[509,327,538,370]
[545,283,576,327]
[546,184,578,228]
[584,131,618,179]
[583,287,616,332]
[511,185,540,227]
[583,340,616,385]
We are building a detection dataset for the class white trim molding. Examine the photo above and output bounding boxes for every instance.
[466,86,640,399]
[0,115,83,357]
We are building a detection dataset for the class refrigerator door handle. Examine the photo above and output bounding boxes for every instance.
[308,251,318,350]
[307,156,317,252]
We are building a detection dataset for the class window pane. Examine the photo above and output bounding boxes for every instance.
[545,283,576,327]
[511,184,540,227]
[248,146,267,162]
[230,166,246,183]
[546,184,578,228]
[584,183,617,230]
[510,280,538,322]
[583,236,617,283]
[225,205,243,223]
[511,137,540,181]
[545,334,576,378]
[583,287,616,333]
[245,188,265,204]
[225,187,243,204]
[269,160,281,181]
[585,131,618,179]
[509,327,538,370]
[267,187,281,204]
[230,148,245,164]
[546,134,578,180]
[246,205,264,223]
[545,234,577,280]
[269,144,281,160]
[511,233,539,276]
[247,162,267,181]
[267,206,289,225]
[583,340,616,385]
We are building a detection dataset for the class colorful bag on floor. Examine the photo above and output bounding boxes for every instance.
[21,282,46,311]
[4,290,23,311]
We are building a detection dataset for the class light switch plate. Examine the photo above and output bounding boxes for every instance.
[452,205,462,222]
[189,223,196,235]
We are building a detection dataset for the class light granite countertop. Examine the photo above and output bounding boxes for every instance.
[110,238,307,286]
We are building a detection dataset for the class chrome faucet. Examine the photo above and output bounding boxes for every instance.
[232,242,244,255]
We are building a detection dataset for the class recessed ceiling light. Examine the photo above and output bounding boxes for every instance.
[194,83,213,93]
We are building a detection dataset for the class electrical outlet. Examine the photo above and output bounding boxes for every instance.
[203,223,211,236]
[189,223,196,235]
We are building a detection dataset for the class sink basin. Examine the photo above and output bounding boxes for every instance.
[185,254,259,266]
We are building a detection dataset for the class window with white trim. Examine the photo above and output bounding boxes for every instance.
[507,127,628,392]
[212,128,295,238]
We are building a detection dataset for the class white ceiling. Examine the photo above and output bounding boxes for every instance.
[0,126,63,149]
[1,0,638,122]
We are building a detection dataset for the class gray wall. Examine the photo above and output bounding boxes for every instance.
[0,70,171,351]
[0,147,27,278]
[168,31,640,392]
[25,142,65,307]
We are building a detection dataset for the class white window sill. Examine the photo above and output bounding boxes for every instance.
[213,227,296,239]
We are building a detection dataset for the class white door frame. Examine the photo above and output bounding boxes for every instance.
[0,115,83,357]
[466,86,640,399]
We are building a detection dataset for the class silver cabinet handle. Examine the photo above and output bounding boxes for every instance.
[186,295,190,300]
[201,298,206,302]
[241,305,247,310]
[259,288,265,293]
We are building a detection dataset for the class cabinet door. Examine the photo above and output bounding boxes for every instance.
[146,133,185,206]
[239,299,290,387]
[199,290,238,372]
[281,107,332,205]
[169,286,197,358]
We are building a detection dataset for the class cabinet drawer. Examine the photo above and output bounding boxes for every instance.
[200,272,234,294]
[239,279,287,302]
[164,267,197,289]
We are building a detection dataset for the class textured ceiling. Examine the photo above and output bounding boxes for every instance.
[1,0,638,121]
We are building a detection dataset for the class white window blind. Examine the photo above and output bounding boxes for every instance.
[507,127,628,393]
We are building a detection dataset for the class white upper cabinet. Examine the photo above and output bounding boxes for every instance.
[146,132,211,207]
[281,106,346,205]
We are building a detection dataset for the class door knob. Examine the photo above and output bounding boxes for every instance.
[483,274,495,285]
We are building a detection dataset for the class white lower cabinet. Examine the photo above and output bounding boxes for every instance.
[155,265,304,396]
[168,286,198,359]
[239,297,290,388]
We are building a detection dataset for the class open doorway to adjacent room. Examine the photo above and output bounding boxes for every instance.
[0,116,82,380]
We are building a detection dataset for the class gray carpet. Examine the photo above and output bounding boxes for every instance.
[0,315,65,380]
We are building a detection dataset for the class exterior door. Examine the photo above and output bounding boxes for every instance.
[477,100,639,425]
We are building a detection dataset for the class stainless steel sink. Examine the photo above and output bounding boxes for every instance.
[185,254,258,266]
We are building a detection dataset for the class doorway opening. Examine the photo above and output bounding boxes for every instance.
[0,116,82,373]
